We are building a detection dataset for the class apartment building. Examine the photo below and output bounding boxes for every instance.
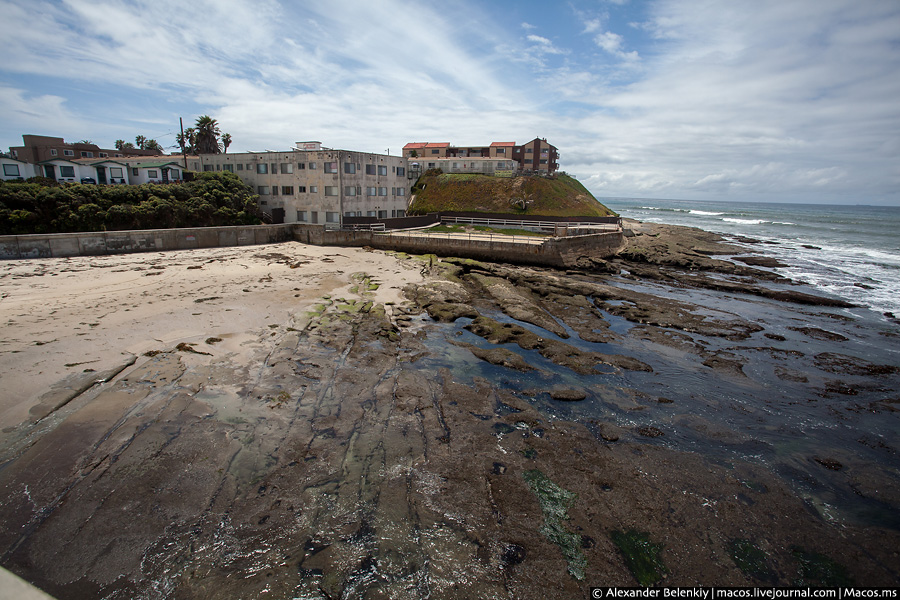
[408,156,518,176]
[195,142,410,224]
[9,134,161,164]
[402,137,559,174]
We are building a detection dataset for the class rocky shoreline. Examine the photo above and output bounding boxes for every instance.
[1,223,898,598]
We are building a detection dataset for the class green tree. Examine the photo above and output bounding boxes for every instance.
[176,128,197,155]
[144,139,164,153]
[194,116,221,154]
[221,133,232,154]
[135,135,147,149]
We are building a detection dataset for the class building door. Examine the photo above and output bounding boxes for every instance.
[311,211,318,224]
[271,208,285,224]
[96,166,107,184]
[44,165,56,180]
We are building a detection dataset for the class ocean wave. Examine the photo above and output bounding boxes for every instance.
[723,218,766,225]
[640,206,689,212]
[689,210,724,216]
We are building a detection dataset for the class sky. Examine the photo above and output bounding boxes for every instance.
[1,0,899,205]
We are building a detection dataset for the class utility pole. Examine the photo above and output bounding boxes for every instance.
[179,117,187,170]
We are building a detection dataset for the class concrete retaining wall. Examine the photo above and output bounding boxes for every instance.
[0,225,295,259]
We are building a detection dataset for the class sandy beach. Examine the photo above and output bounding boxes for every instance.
[1,232,898,598]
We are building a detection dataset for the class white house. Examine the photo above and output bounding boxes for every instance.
[0,156,35,181]
[73,158,131,184]
[120,160,184,185]
[37,158,94,183]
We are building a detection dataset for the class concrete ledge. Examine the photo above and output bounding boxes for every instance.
[0,567,56,600]
[0,224,295,259]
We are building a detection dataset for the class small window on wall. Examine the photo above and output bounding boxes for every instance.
[378,187,387,196]
[216,165,221,171]
[257,164,268,174]
[297,210,308,222]
[366,187,376,196]
[110,167,123,178]
[258,186,270,194]
[297,162,305,170]
[344,163,356,174]
[397,167,405,177]
[3,164,20,177]
[133,168,139,176]
[50,149,58,156]
[99,152,108,158]
[223,164,233,172]
[308,162,317,169]
[345,186,357,196]
[324,162,338,173]
[298,186,307,193]
[203,165,214,171]
[324,186,338,196]
[378,165,387,176]
[271,163,277,174]
[377,210,387,219]
[325,212,340,223]
[271,187,279,195]
[246,164,252,170]
[64,149,74,156]
[60,166,75,177]
[309,185,318,193]
[282,186,293,195]
[147,170,158,178]
[281,163,293,174]
[237,163,243,170]
[365,164,376,175]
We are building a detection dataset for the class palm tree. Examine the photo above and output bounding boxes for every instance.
[135,135,147,149]
[115,139,126,150]
[194,116,221,154]
[176,128,197,155]
[221,133,232,154]
[144,139,164,153]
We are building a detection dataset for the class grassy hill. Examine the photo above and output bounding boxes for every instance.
[408,173,616,217]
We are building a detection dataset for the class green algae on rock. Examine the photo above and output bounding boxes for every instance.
[791,546,854,587]
[728,539,775,583]
[610,529,668,587]
[522,469,587,580]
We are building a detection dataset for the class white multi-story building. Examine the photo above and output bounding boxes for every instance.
[192,142,411,224]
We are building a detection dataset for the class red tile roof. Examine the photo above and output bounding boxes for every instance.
[424,142,450,148]
[403,142,428,149]
[490,141,516,147]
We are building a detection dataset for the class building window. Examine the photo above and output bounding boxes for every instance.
[99,152,108,158]
[344,186,357,196]
[366,210,376,217]
[431,149,439,154]
[147,170,158,178]
[297,210,307,222]
[64,149,74,156]
[60,166,75,178]
[427,162,435,168]
[298,186,306,193]
[81,151,93,158]
[365,164,376,175]
[271,186,279,195]
[257,164,268,174]
[452,162,458,169]
[50,149,58,156]
[525,148,533,154]
[245,164,252,170]
[377,210,387,219]
[110,167,123,178]
[282,186,293,195]
[378,165,387,176]
[540,159,548,164]
[378,187,387,196]
[309,185,318,193]
[223,164,233,172]
[237,163,243,170]
[344,163,356,174]
[270,163,277,174]
[366,187,377,196]
[324,186,338,196]
[281,163,293,174]
[132,168,139,176]
[297,162,305,170]
[3,164,20,177]
[216,164,221,171]
[258,186,270,194]
[308,162,317,169]
[397,167,405,177]
[396,188,405,197]
[396,209,406,217]
[326,212,340,223]
[324,162,338,173]
[203,165,214,172]
[541,149,549,155]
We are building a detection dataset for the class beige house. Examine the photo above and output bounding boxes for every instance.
[403,138,559,174]
[196,142,410,224]
[410,156,517,176]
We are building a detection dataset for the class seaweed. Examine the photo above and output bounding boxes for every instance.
[791,546,853,587]
[728,539,775,583]
[523,469,587,580]
[610,529,667,587]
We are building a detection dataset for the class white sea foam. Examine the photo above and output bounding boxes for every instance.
[723,218,766,225]
[689,210,724,216]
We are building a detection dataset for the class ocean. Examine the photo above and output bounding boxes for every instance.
[600,198,900,318]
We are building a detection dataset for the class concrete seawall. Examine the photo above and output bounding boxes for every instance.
[0,223,625,268]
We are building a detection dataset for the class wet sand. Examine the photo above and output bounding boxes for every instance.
[1,235,898,598]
